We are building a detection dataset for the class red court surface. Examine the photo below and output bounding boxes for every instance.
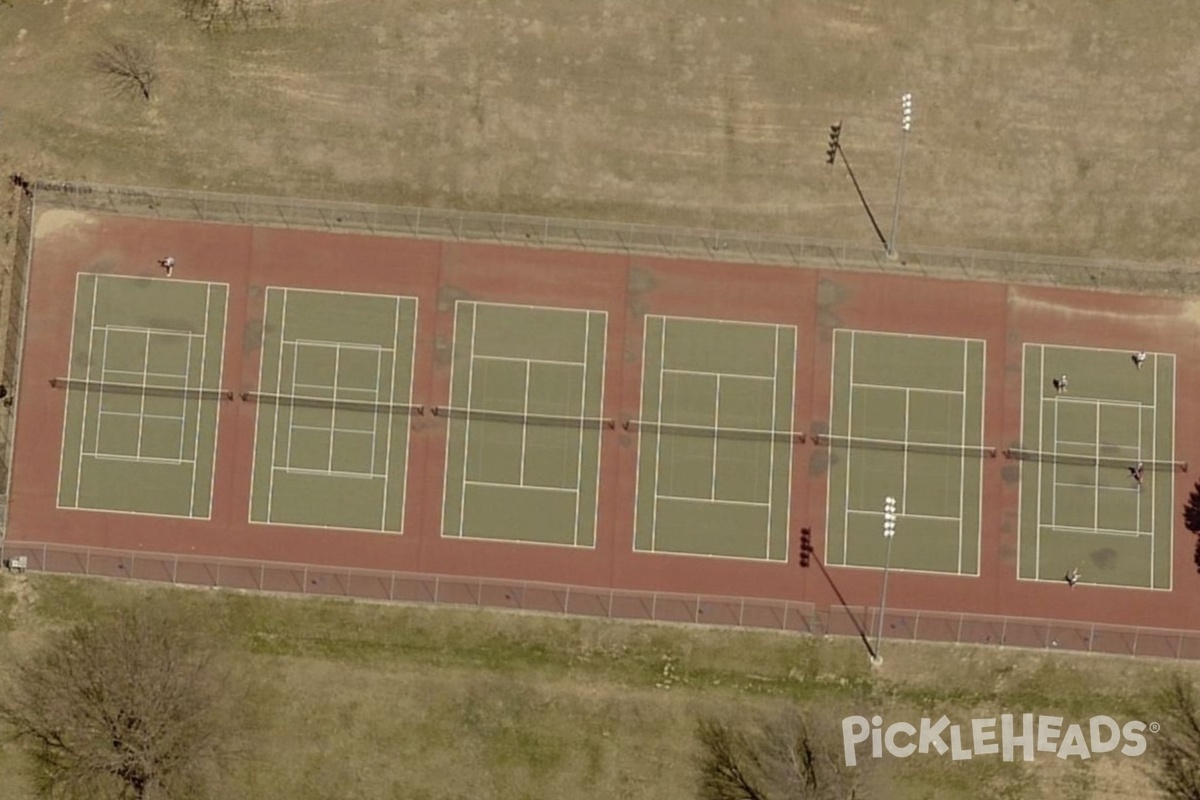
[8,207,1200,642]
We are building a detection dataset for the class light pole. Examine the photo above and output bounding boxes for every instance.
[886,93,913,260]
[872,495,898,664]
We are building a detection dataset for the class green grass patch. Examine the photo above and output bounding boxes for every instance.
[0,575,1184,799]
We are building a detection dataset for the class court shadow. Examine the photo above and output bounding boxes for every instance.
[810,551,877,660]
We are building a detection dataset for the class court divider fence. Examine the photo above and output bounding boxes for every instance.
[28,180,1200,298]
[4,540,1200,662]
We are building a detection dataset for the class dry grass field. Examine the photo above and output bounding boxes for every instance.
[0,573,1187,799]
[2,0,1200,261]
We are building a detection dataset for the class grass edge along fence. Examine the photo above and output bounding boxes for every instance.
[4,540,1200,663]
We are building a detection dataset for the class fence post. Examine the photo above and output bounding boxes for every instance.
[1000,616,1008,648]
[302,566,308,594]
[172,555,178,584]
[1088,623,1095,652]
[694,595,701,624]
[912,609,920,641]
[738,597,745,627]
[259,563,265,591]
[389,573,395,602]
[433,575,440,603]
[563,585,570,615]
[1178,633,1186,661]
[1132,627,1140,657]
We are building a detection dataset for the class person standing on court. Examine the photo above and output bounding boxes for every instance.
[1133,351,1147,370]
[158,256,175,277]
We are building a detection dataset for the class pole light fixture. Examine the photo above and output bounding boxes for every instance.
[873,495,899,663]
[886,93,914,259]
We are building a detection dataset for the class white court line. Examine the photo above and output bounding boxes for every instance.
[1051,385,1060,536]
[1151,354,1158,583]
[855,380,965,396]
[849,508,960,523]
[104,368,190,381]
[478,353,585,368]
[766,326,778,559]
[458,303,479,535]
[192,286,216,517]
[100,324,201,338]
[842,331,856,564]
[399,294,419,534]
[663,366,773,381]
[519,360,531,486]
[327,345,343,472]
[1040,523,1148,538]
[959,340,967,573]
[177,335,194,465]
[86,453,191,465]
[465,478,574,493]
[1055,478,1141,493]
[92,328,114,457]
[589,311,608,550]
[1093,399,1101,528]
[658,495,769,508]
[1136,403,1144,527]
[291,338,388,352]
[650,317,667,551]
[370,345,383,480]
[99,410,185,422]
[901,388,910,512]
[573,313,590,546]
[267,289,290,522]
[440,303,463,538]
[74,278,100,507]
[1055,396,1145,409]
[710,375,721,501]
[279,466,383,480]
[1036,345,1045,579]
[631,317,652,552]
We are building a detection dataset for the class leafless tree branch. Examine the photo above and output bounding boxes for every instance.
[0,605,253,800]
[91,43,156,101]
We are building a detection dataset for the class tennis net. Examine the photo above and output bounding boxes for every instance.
[50,377,233,401]
[431,405,615,429]
[241,391,424,415]
[812,433,997,458]
[622,419,804,443]
[1004,449,1188,472]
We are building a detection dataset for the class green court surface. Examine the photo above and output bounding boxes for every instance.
[632,315,796,561]
[57,273,229,518]
[1017,344,1176,589]
[249,288,418,532]
[824,330,987,575]
[441,301,607,546]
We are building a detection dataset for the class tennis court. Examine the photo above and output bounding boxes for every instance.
[1016,344,1177,589]
[631,315,798,561]
[823,329,988,575]
[440,301,608,547]
[56,273,229,518]
[248,288,418,532]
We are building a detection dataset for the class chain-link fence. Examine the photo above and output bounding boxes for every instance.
[4,541,1199,661]
[0,541,821,633]
[30,180,1200,297]
[0,186,34,535]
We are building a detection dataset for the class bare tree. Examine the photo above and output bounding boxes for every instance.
[1148,673,1200,799]
[0,605,252,800]
[696,707,878,800]
[92,43,156,101]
